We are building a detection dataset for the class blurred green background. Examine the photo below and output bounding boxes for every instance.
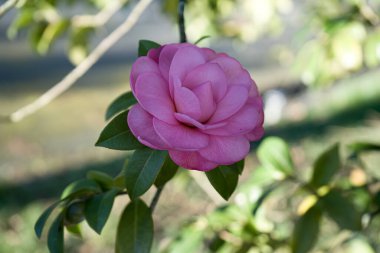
[1,0,380,252]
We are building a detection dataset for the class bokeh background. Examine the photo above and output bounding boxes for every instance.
[1,0,380,252]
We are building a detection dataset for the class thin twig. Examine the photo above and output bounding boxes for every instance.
[0,0,17,18]
[2,0,153,123]
[150,186,164,212]
[72,0,127,28]
[178,0,187,43]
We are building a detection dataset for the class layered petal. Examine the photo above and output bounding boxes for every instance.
[174,113,226,130]
[147,46,163,63]
[245,126,265,141]
[169,45,206,81]
[169,150,218,171]
[159,44,184,81]
[208,85,249,123]
[192,82,216,122]
[134,72,176,124]
[153,118,209,150]
[204,104,261,136]
[127,104,170,149]
[130,57,160,92]
[199,136,250,164]
[183,63,227,101]
[174,86,202,120]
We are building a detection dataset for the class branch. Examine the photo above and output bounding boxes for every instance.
[72,0,127,28]
[150,186,164,212]
[1,0,154,123]
[0,0,17,18]
[178,0,187,43]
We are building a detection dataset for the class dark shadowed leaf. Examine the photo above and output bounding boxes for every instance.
[84,188,119,234]
[154,155,179,187]
[206,164,239,200]
[47,213,64,253]
[95,111,144,150]
[116,199,153,253]
[321,190,362,231]
[138,40,160,56]
[125,149,167,199]
[230,159,245,175]
[105,91,137,121]
[35,200,63,238]
[86,170,114,190]
[257,137,294,175]
[61,179,101,199]
[310,144,340,188]
[348,142,380,154]
[292,205,322,253]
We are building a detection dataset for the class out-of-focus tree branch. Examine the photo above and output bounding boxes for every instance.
[0,0,17,18]
[1,0,154,123]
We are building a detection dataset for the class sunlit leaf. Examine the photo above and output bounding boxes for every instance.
[105,91,137,121]
[95,111,144,150]
[321,190,362,231]
[310,143,340,188]
[257,137,294,176]
[86,170,114,190]
[138,40,160,57]
[61,179,101,199]
[84,188,119,234]
[65,224,82,238]
[206,164,240,200]
[116,199,153,253]
[125,149,167,200]
[291,205,322,253]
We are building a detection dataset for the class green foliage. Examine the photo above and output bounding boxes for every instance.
[95,111,145,150]
[257,136,294,176]
[47,213,64,253]
[154,155,179,188]
[61,178,101,199]
[35,200,64,238]
[138,40,161,57]
[310,143,340,188]
[206,164,240,200]
[291,205,322,253]
[105,91,137,121]
[124,149,168,200]
[116,199,154,253]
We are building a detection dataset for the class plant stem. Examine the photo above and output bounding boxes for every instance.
[178,0,187,43]
[150,186,164,212]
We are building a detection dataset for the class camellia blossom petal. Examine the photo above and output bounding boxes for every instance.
[127,43,264,171]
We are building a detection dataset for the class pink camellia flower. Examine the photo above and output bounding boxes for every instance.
[127,43,264,171]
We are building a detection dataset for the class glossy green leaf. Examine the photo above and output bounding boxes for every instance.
[138,40,160,57]
[95,111,144,150]
[291,205,322,253]
[105,91,137,121]
[257,137,294,175]
[206,164,239,200]
[86,170,114,190]
[84,188,119,234]
[125,149,167,199]
[116,199,154,253]
[321,190,362,231]
[47,213,64,253]
[154,155,179,188]
[35,200,62,238]
[61,179,101,199]
[310,143,340,188]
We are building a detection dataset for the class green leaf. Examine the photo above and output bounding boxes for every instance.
[154,155,179,188]
[206,164,239,200]
[37,19,69,54]
[86,170,114,190]
[230,159,245,175]
[65,224,82,238]
[321,190,362,231]
[257,137,294,176]
[84,188,119,234]
[310,143,340,188]
[95,111,144,150]
[125,149,167,199]
[61,179,101,199]
[64,201,85,225]
[138,40,161,56]
[194,35,211,45]
[291,205,322,253]
[68,27,93,65]
[105,91,137,121]
[348,142,380,154]
[47,213,64,253]
[116,199,154,253]
[35,200,62,238]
